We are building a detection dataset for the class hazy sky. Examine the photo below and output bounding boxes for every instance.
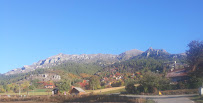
[0,0,202,73]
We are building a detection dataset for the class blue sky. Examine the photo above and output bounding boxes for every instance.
[0,0,202,74]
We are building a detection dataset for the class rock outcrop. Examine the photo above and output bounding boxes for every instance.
[27,73,61,82]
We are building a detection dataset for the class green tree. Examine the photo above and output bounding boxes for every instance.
[89,76,101,90]
[125,82,136,94]
[21,81,30,92]
[187,75,203,89]
[186,40,203,72]
[29,85,35,90]
[57,80,71,92]
[31,79,40,88]
[139,72,170,93]
[3,85,10,92]
[0,85,6,93]
[186,40,203,89]
[13,85,20,93]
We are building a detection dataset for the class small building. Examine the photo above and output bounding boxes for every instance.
[52,88,59,95]
[45,85,54,89]
[166,68,189,82]
[69,87,86,95]
[106,81,112,86]
[38,82,55,89]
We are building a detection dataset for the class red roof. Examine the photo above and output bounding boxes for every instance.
[136,72,141,75]
[38,81,55,86]
[166,69,188,78]
[44,83,54,86]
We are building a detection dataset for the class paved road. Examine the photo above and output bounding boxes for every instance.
[120,94,196,103]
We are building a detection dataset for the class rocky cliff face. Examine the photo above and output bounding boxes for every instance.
[26,73,61,82]
[5,49,144,75]
[142,47,169,58]
[138,47,186,61]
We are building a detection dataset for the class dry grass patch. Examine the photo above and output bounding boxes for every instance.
[0,94,154,103]
[161,89,198,95]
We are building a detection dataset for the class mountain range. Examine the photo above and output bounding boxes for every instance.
[4,48,185,75]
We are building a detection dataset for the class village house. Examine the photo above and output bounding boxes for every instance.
[116,76,123,80]
[69,87,86,95]
[166,68,189,82]
[106,81,112,86]
[45,84,54,89]
[38,81,55,89]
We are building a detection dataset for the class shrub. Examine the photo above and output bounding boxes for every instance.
[135,85,144,94]
[125,82,136,94]
[177,81,187,89]
[139,72,170,93]
[188,75,203,89]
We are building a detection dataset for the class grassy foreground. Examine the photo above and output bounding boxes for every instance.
[0,94,154,103]
[0,87,155,103]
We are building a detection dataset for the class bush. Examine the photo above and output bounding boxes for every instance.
[125,82,136,94]
[111,80,124,87]
[139,72,170,93]
[136,85,144,94]
[177,81,188,89]
[188,75,203,89]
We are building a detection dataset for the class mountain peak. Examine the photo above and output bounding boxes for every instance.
[118,49,144,60]
[49,53,67,59]
[148,47,153,50]
[123,49,143,54]
[142,47,169,58]
[146,47,167,53]
[58,53,64,55]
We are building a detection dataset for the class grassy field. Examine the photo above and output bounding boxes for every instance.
[100,88,126,95]
[0,87,155,103]
[86,86,126,94]
[0,89,52,96]
[0,86,126,96]
[0,86,127,96]
[0,92,50,96]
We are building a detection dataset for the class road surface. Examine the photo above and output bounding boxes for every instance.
[120,94,196,103]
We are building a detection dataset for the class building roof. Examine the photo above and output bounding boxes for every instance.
[166,69,188,78]
[73,87,86,93]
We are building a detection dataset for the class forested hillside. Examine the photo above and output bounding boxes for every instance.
[0,62,102,85]
[0,48,186,88]
[103,48,186,73]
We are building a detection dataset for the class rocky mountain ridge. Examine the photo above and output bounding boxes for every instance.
[5,49,143,75]
[5,48,185,76]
